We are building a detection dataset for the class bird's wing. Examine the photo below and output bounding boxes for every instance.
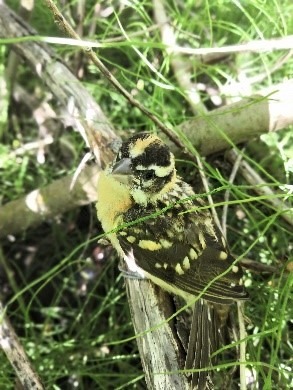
[117,213,248,304]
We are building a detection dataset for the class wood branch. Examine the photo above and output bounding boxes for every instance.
[126,281,189,389]
[166,35,293,56]
[0,302,44,390]
[0,165,100,238]
[176,81,293,156]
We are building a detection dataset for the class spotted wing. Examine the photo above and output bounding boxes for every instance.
[117,207,248,304]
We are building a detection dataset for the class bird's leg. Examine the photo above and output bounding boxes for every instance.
[118,264,146,280]
[119,249,146,280]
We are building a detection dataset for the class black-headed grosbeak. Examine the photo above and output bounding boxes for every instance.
[96,133,248,389]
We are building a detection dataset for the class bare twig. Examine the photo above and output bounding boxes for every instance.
[73,0,86,78]
[0,301,44,390]
[164,35,293,56]
[27,34,293,59]
[0,165,100,239]
[8,135,53,156]
[44,0,190,155]
[88,3,101,38]
[152,0,206,116]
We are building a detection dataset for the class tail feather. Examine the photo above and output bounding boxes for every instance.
[185,299,227,390]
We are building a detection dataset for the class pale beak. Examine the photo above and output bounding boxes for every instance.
[111,158,132,184]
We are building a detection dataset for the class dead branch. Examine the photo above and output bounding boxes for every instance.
[0,301,44,390]
[0,165,100,238]
[177,81,293,157]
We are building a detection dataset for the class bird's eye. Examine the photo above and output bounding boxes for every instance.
[143,170,156,181]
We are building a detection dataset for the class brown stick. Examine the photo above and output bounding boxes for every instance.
[0,165,100,238]
[177,82,293,156]
[0,301,44,390]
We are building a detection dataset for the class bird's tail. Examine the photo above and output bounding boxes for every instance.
[185,299,230,390]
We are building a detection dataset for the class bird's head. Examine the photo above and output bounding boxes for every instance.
[108,133,177,205]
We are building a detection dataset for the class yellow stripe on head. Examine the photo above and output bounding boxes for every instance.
[130,135,159,158]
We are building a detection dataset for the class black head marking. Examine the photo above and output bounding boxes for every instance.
[114,133,176,199]
[118,132,150,159]
[118,132,172,169]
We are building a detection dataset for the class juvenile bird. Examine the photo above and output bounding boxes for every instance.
[96,133,248,389]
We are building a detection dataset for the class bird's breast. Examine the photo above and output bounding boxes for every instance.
[96,171,132,254]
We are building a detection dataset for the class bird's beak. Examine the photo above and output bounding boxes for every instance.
[111,158,132,184]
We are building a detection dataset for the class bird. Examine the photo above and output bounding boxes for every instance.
[96,132,249,389]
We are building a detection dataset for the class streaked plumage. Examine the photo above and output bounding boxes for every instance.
[97,133,248,389]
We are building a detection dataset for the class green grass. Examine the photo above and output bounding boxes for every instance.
[0,0,292,389]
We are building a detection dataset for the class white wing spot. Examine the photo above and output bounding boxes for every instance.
[232,265,239,273]
[163,263,168,269]
[132,228,142,234]
[160,239,173,249]
[199,232,206,249]
[182,256,190,270]
[155,263,162,268]
[219,251,228,260]
[189,248,198,260]
[175,263,185,275]
[138,240,162,251]
[126,236,136,243]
